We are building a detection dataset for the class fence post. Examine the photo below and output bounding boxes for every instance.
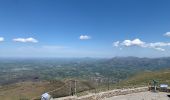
[74,80,77,95]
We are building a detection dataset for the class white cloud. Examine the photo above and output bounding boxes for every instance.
[113,38,170,52]
[0,37,4,42]
[122,38,145,47]
[13,37,38,43]
[79,35,91,40]
[148,42,170,47]
[154,47,165,52]
[164,32,170,37]
[113,41,120,47]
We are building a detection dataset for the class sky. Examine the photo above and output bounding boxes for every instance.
[0,0,170,58]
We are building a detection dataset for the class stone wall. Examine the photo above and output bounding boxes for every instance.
[53,87,148,100]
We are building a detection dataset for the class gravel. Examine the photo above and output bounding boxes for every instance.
[105,91,170,100]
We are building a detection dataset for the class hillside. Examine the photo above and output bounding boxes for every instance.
[114,69,170,88]
[0,80,95,100]
[1,70,170,100]
[0,81,63,100]
[88,69,170,93]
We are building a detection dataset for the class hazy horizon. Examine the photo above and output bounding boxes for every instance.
[0,56,170,59]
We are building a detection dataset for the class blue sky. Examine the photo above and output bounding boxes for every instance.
[0,0,170,58]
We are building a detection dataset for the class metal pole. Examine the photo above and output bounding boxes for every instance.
[108,77,110,90]
[74,80,77,95]
[95,79,98,94]
[70,80,72,96]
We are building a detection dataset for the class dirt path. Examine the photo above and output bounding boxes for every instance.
[105,91,170,100]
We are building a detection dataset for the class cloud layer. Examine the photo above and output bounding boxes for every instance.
[113,38,170,51]
[13,37,38,43]
[0,37,4,42]
[79,35,91,40]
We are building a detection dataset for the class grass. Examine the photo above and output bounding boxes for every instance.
[0,79,95,100]
[77,69,170,96]
[0,81,64,100]
[1,69,170,99]
[117,69,170,87]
